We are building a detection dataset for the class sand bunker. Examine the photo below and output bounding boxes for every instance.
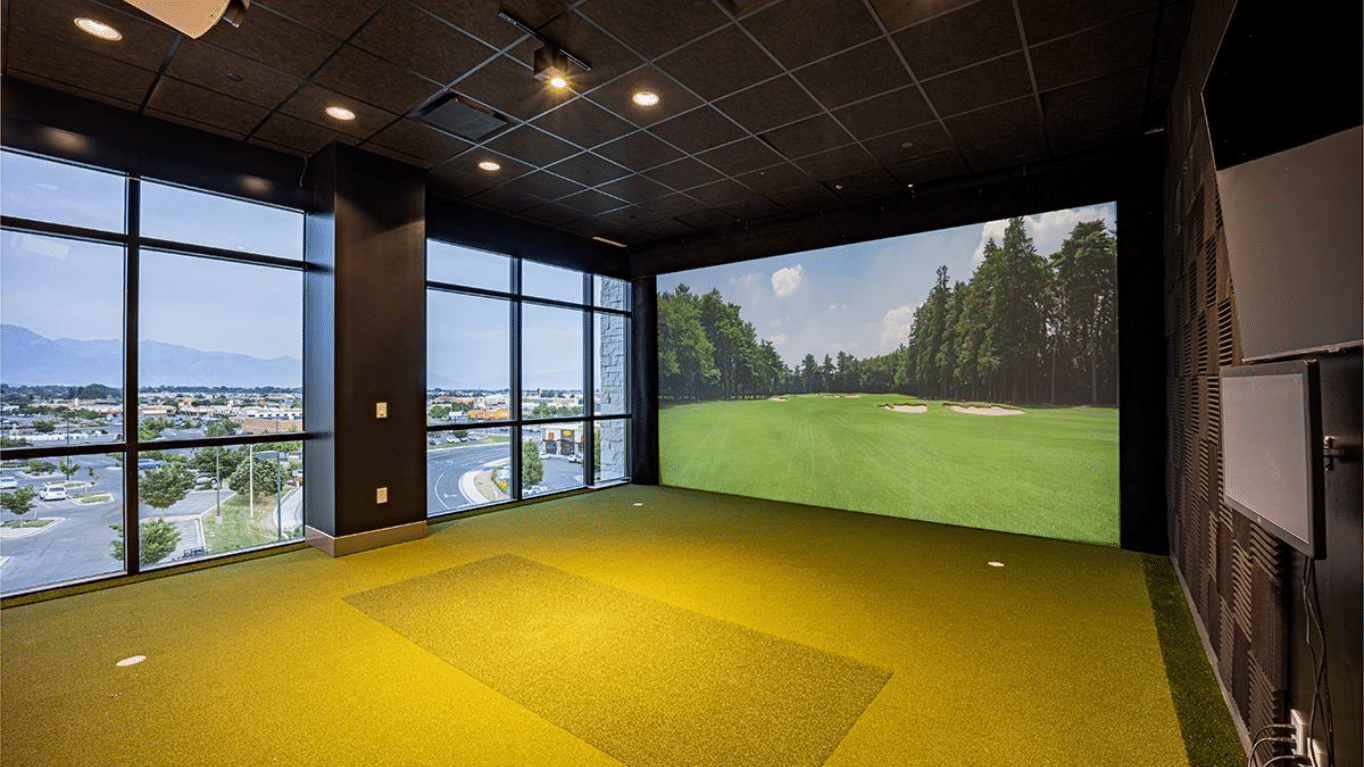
[946,404,1025,416]
[880,403,928,413]
[768,396,787,402]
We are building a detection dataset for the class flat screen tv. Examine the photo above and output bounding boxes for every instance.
[1220,360,1324,558]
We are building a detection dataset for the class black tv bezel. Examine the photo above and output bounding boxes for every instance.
[1219,359,1325,559]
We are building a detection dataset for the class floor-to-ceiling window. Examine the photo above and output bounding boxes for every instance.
[426,240,629,516]
[0,150,306,595]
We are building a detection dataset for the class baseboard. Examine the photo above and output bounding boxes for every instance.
[1170,553,1254,754]
[305,520,426,557]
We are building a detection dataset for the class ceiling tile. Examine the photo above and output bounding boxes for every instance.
[696,138,784,176]
[452,55,573,121]
[5,34,156,106]
[656,25,782,101]
[634,217,695,237]
[536,11,644,92]
[251,112,353,155]
[146,78,271,137]
[559,189,629,214]
[200,5,340,78]
[944,97,1046,171]
[596,205,666,228]
[794,40,912,111]
[4,71,140,111]
[495,170,587,201]
[715,76,821,134]
[532,98,636,149]
[1040,65,1147,124]
[366,118,472,166]
[643,158,723,191]
[741,0,882,69]
[831,86,935,140]
[1048,105,1142,153]
[467,185,548,214]
[279,83,398,139]
[312,45,442,115]
[547,152,633,186]
[9,0,176,72]
[676,209,738,230]
[885,150,969,185]
[920,52,1034,118]
[892,0,1022,79]
[860,121,954,164]
[870,0,982,33]
[687,179,758,206]
[1030,10,1157,91]
[761,115,853,159]
[719,196,786,221]
[644,193,709,217]
[648,107,747,154]
[596,173,674,203]
[792,143,878,180]
[583,65,700,128]
[166,40,301,110]
[254,0,385,39]
[1016,0,1158,44]
[521,203,586,226]
[827,167,901,200]
[579,0,730,60]
[364,142,433,169]
[485,125,579,167]
[429,150,533,196]
[408,0,563,51]
[769,182,840,212]
[735,162,813,194]
[595,131,684,171]
[351,0,496,84]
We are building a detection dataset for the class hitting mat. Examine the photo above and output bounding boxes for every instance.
[344,553,891,767]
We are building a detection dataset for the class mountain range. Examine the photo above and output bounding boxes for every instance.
[0,325,301,387]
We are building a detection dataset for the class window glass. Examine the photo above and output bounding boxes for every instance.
[138,251,303,440]
[428,291,510,423]
[428,241,509,292]
[427,427,510,515]
[0,453,126,594]
[140,181,303,259]
[595,312,628,415]
[1,232,125,445]
[594,275,630,310]
[524,421,584,497]
[0,150,125,232]
[594,418,629,485]
[140,442,303,570]
[523,260,584,304]
[522,304,584,418]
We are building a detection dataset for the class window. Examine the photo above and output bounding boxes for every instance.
[0,151,307,595]
[426,241,630,516]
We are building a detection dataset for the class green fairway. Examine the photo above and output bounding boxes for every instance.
[660,393,1119,544]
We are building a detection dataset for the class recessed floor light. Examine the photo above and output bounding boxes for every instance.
[987,561,1004,567]
[478,160,501,172]
[325,105,356,121]
[116,655,146,667]
[632,502,643,506]
[632,91,659,107]
[75,17,122,41]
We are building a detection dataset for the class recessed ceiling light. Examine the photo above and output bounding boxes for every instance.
[325,105,356,121]
[478,160,501,172]
[632,91,660,107]
[987,561,1004,567]
[548,75,568,89]
[116,655,146,667]
[75,17,122,41]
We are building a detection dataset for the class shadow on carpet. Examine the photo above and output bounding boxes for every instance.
[344,553,890,767]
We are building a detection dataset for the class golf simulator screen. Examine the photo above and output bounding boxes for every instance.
[657,205,1120,544]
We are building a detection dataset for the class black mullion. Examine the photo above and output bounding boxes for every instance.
[140,239,307,271]
[0,216,131,246]
[583,287,596,486]
[425,280,515,302]
[124,176,141,574]
[509,258,523,501]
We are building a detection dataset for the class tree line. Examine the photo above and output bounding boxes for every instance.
[658,217,1117,406]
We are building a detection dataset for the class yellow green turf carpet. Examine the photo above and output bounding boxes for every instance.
[0,484,1211,766]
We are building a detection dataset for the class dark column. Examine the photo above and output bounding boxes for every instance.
[630,276,659,485]
[304,144,427,555]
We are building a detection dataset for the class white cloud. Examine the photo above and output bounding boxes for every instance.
[769,332,788,347]
[971,219,1009,267]
[879,304,919,348]
[771,264,803,298]
[971,204,1116,267]
[829,303,838,311]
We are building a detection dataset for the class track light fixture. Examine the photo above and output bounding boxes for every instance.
[498,11,591,88]
[122,0,250,38]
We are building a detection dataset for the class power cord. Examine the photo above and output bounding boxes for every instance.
[1248,735,1298,767]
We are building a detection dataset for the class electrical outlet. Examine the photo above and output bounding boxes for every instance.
[376,402,388,419]
[1291,710,1309,756]
[376,487,388,504]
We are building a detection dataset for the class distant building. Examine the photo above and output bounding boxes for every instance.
[237,416,302,435]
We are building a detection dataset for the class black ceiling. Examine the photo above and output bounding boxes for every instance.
[1,0,1188,249]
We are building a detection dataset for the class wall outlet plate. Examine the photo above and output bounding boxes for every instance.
[376,487,388,504]
[376,402,388,419]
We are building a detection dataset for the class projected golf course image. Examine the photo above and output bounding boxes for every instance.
[658,206,1119,544]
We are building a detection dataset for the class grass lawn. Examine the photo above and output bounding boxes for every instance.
[660,393,1119,544]
[202,493,289,552]
[1,519,52,528]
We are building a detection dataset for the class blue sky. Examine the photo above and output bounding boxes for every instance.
[657,204,1116,367]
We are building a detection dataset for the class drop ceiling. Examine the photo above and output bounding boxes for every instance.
[1,0,1189,249]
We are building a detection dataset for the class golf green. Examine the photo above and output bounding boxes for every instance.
[660,394,1119,544]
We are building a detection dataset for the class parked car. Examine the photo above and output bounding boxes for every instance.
[0,475,17,490]
[39,483,67,501]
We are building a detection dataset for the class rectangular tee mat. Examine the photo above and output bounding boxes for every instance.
[344,553,891,767]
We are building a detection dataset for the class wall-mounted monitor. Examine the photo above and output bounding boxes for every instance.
[1220,360,1324,558]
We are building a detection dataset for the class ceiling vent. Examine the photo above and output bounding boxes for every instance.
[414,92,509,142]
